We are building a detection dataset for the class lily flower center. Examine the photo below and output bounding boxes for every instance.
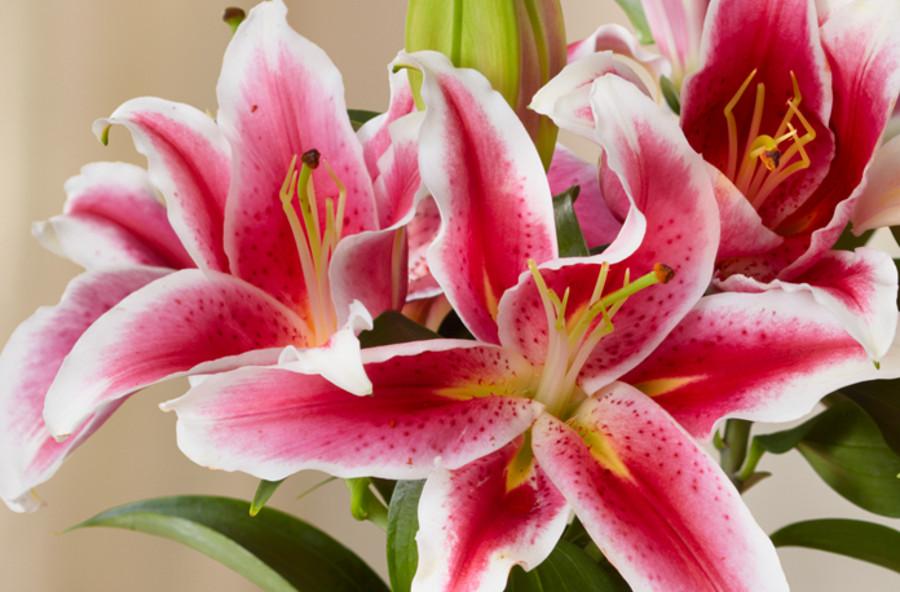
[279,149,347,345]
[723,69,817,210]
[527,260,674,419]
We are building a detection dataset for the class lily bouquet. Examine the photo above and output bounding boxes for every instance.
[3,0,900,590]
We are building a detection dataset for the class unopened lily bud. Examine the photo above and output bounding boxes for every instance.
[405,0,566,168]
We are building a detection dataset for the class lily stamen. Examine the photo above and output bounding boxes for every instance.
[279,149,347,344]
[527,260,674,418]
[723,70,817,209]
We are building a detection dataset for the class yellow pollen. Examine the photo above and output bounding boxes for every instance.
[723,70,817,210]
[526,259,674,418]
[279,149,347,345]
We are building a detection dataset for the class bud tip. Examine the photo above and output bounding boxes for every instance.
[223,7,246,33]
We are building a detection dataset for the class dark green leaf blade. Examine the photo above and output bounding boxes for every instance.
[757,396,900,517]
[613,0,653,45]
[553,186,590,257]
[772,519,900,574]
[359,311,439,348]
[844,380,900,456]
[71,496,388,592]
[347,109,381,131]
[834,225,874,250]
[506,540,631,591]
[386,480,425,592]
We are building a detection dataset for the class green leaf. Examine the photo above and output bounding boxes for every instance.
[70,496,388,592]
[756,396,900,517]
[386,480,425,592]
[348,109,381,131]
[250,479,284,516]
[833,224,874,250]
[890,226,900,247]
[358,311,439,348]
[506,540,631,591]
[843,380,900,456]
[613,0,653,45]
[772,519,900,574]
[660,75,680,115]
[553,185,590,257]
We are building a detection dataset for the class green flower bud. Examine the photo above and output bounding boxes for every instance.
[405,0,566,168]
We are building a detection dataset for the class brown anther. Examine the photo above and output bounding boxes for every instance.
[653,263,675,284]
[762,149,782,171]
[301,149,321,169]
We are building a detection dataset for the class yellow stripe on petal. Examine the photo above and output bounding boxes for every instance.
[632,375,705,397]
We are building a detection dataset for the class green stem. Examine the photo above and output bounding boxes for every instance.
[346,478,389,529]
[736,438,765,484]
[719,419,752,484]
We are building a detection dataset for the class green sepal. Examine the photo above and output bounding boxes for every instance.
[771,518,900,574]
[660,75,681,115]
[250,479,284,517]
[553,185,590,257]
[69,495,388,592]
[386,480,425,592]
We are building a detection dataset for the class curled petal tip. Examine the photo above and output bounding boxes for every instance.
[654,263,676,284]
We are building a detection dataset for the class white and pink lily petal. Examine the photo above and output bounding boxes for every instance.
[850,134,900,233]
[625,290,900,439]
[0,267,167,511]
[93,97,231,272]
[641,0,708,88]
[394,50,558,343]
[567,23,671,80]
[532,384,788,591]
[530,50,662,141]
[717,247,898,361]
[33,162,193,270]
[163,340,541,482]
[412,441,569,592]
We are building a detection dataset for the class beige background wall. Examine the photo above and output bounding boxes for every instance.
[0,0,897,590]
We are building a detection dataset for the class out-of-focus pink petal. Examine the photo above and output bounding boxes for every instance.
[567,23,671,80]
[42,269,309,438]
[0,267,167,511]
[778,0,900,275]
[94,98,230,271]
[217,0,377,309]
[33,162,193,270]
[547,145,621,248]
[850,135,900,233]
[532,384,788,592]
[358,66,416,186]
[395,51,557,343]
[500,76,719,378]
[681,0,834,228]
[531,52,661,140]
[719,248,898,360]
[642,0,708,86]
[163,341,541,482]
[709,166,783,261]
[625,291,900,438]
[412,441,568,592]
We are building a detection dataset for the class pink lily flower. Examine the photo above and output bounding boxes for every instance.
[534,0,900,362]
[642,0,709,87]
[0,0,424,511]
[164,52,802,591]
